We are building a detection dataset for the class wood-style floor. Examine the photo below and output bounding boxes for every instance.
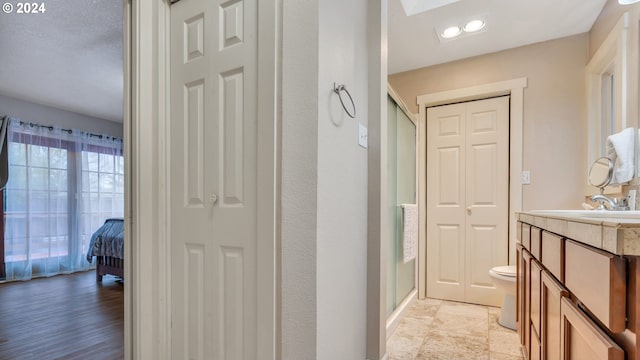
[0,270,124,360]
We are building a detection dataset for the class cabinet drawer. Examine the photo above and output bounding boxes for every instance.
[522,223,531,250]
[517,221,523,244]
[565,240,626,332]
[541,231,563,282]
[531,227,542,260]
[560,297,623,360]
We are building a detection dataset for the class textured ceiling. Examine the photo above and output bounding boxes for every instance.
[389,0,607,74]
[0,0,123,122]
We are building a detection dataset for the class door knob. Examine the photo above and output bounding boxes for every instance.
[209,194,218,204]
[467,206,472,213]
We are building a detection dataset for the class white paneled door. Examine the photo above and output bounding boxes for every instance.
[426,96,509,307]
[170,0,266,359]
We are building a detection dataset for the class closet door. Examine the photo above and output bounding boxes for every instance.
[426,102,466,302]
[169,0,265,358]
[426,96,509,306]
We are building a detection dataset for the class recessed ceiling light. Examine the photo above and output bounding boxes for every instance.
[441,26,462,39]
[464,19,485,33]
[618,0,640,4]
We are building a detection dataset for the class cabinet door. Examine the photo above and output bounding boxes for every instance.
[530,325,541,360]
[523,251,532,357]
[516,244,524,344]
[541,270,568,360]
[560,297,624,360]
[530,259,542,337]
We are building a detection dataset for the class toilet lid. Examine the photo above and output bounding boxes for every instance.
[493,265,516,277]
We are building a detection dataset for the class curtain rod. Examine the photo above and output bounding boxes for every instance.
[13,119,122,142]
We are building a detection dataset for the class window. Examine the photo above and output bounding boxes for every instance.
[585,12,633,195]
[5,141,71,262]
[3,122,124,280]
[80,149,124,249]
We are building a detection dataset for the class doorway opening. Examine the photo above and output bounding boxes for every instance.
[416,78,527,301]
[425,95,510,306]
[0,1,127,358]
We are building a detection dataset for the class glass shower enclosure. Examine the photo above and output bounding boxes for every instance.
[386,93,417,317]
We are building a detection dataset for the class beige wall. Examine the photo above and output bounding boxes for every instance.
[389,34,589,210]
[590,0,640,59]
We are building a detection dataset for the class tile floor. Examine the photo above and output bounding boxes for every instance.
[387,298,524,360]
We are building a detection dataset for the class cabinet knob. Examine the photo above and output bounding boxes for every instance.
[209,194,218,204]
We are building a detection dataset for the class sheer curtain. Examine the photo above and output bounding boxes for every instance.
[4,119,123,281]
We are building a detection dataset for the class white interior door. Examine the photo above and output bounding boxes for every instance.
[426,102,467,303]
[426,96,509,306]
[170,0,261,358]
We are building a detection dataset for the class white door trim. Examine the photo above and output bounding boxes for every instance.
[122,1,131,358]
[416,77,527,299]
[127,0,171,359]
[127,0,279,358]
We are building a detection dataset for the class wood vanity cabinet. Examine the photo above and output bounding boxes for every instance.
[516,220,628,360]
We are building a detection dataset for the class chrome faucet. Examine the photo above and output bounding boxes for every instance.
[589,194,629,211]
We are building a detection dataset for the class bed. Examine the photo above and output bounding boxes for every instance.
[86,218,124,282]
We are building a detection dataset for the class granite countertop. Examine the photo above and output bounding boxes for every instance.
[517,210,640,256]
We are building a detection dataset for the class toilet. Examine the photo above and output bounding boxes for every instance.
[489,265,517,330]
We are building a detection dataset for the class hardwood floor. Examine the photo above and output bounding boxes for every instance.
[0,270,123,360]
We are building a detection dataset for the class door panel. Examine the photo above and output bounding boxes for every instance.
[427,103,466,302]
[465,97,509,306]
[427,97,509,306]
[170,0,259,358]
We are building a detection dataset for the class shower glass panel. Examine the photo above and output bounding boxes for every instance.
[386,95,417,316]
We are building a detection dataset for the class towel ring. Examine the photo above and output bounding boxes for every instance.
[333,83,356,119]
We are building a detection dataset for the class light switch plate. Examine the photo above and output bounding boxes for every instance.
[358,124,368,148]
[521,170,531,185]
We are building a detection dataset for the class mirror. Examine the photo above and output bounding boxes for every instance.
[588,156,614,190]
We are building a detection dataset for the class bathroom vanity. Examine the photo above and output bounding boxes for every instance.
[516,210,640,360]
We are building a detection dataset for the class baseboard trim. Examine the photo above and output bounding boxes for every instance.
[385,289,418,339]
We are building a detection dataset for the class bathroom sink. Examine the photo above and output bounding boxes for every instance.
[580,211,640,219]
[530,210,640,219]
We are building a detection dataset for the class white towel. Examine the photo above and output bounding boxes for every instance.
[606,127,635,185]
[401,204,418,263]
